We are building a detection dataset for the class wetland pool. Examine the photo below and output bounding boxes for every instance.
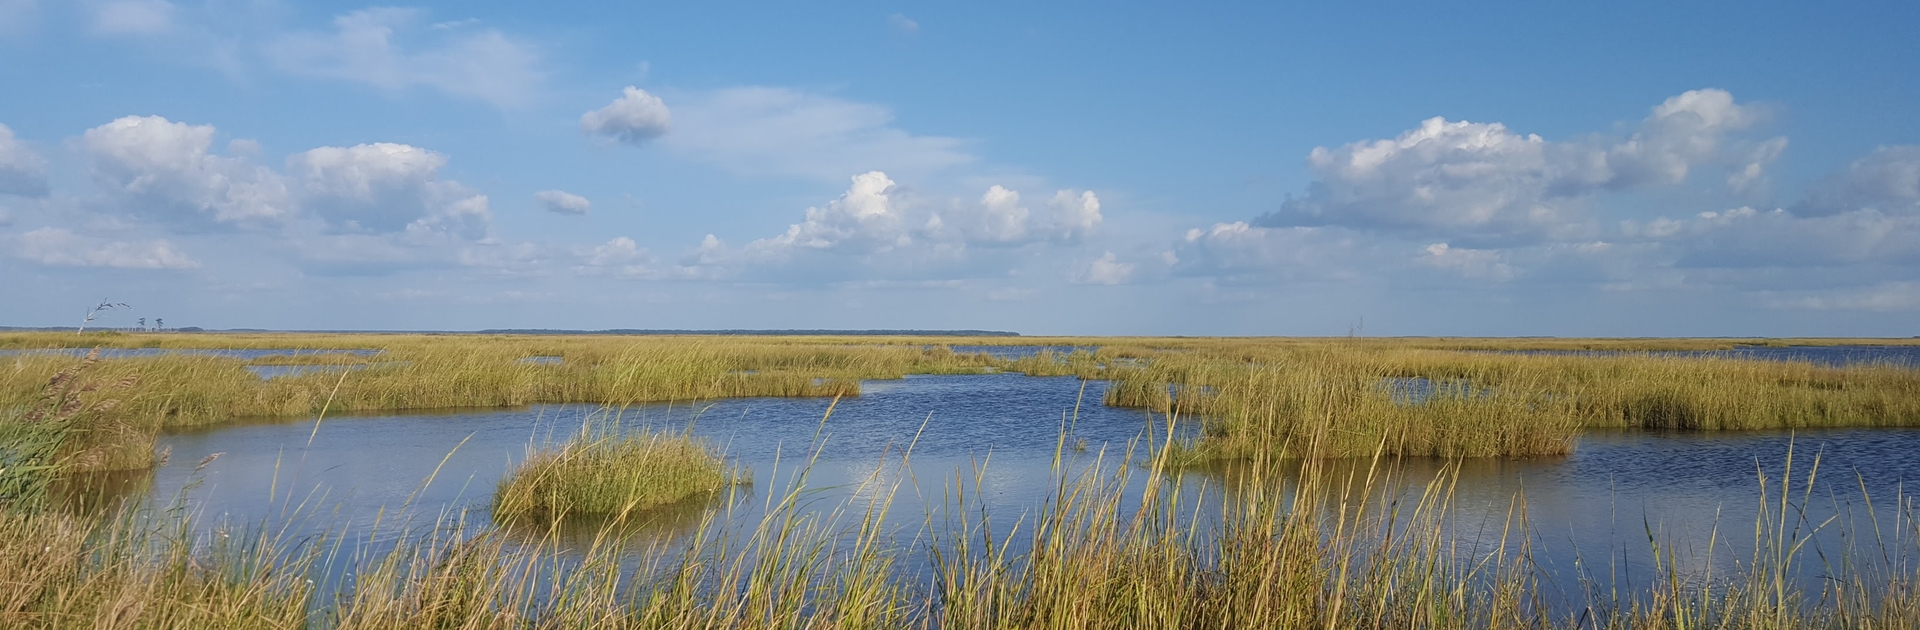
[56,366,1920,611]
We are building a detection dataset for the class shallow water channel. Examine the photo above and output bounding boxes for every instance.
[60,359,1920,613]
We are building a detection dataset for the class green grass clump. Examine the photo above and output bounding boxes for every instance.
[493,425,741,523]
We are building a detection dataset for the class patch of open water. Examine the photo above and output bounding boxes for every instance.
[46,345,1920,614]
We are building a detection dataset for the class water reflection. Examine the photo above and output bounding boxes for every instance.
[99,370,1920,615]
[494,490,731,553]
[48,467,154,514]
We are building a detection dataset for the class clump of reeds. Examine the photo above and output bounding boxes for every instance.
[492,422,743,524]
[0,349,150,493]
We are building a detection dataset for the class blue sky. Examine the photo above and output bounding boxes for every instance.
[2,1,1917,336]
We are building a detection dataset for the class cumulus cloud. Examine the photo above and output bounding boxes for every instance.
[81,115,294,225]
[931,186,1102,246]
[288,142,491,238]
[568,236,680,279]
[741,172,1103,259]
[581,87,671,144]
[1047,190,1102,240]
[12,227,197,269]
[668,172,1104,282]
[945,185,1029,243]
[534,189,591,215]
[1076,252,1135,285]
[748,171,913,257]
[91,0,175,36]
[0,123,49,196]
[1256,89,1774,244]
[1417,243,1516,281]
[665,87,973,182]
[586,236,643,265]
[1605,88,1768,187]
[1795,145,1920,217]
[268,8,542,108]
[933,187,1113,245]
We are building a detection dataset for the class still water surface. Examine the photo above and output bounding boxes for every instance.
[59,355,1920,610]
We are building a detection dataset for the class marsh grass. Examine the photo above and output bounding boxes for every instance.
[492,418,744,525]
[0,486,318,629]
[4,332,1918,468]
[7,412,1920,628]
[1095,344,1919,460]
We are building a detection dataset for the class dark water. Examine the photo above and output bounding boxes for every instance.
[54,348,1920,612]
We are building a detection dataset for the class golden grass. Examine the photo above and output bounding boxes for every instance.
[1084,342,1920,459]
[0,509,313,629]
[5,332,1918,471]
[492,422,742,524]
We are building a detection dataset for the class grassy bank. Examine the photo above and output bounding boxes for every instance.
[5,332,1919,470]
[1086,342,1920,459]
[1,333,1002,472]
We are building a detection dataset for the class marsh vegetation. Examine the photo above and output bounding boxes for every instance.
[492,421,744,525]
[4,331,1920,628]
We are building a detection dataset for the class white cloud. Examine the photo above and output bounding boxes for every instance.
[1604,89,1767,187]
[91,0,175,36]
[1796,145,1920,217]
[268,8,542,108]
[1076,251,1135,285]
[1728,137,1788,195]
[1257,89,1773,244]
[747,171,912,256]
[289,142,490,238]
[0,123,49,196]
[888,13,918,34]
[741,172,1102,260]
[664,87,973,182]
[672,172,1102,283]
[571,236,677,279]
[1047,190,1102,240]
[81,115,294,225]
[952,185,1029,243]
[931,186,1102,246]
[12,227,197,269]
[534,189,591,215]
[1417,243,1516,281]
[581,86,671,144]
[586,236,643,265]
